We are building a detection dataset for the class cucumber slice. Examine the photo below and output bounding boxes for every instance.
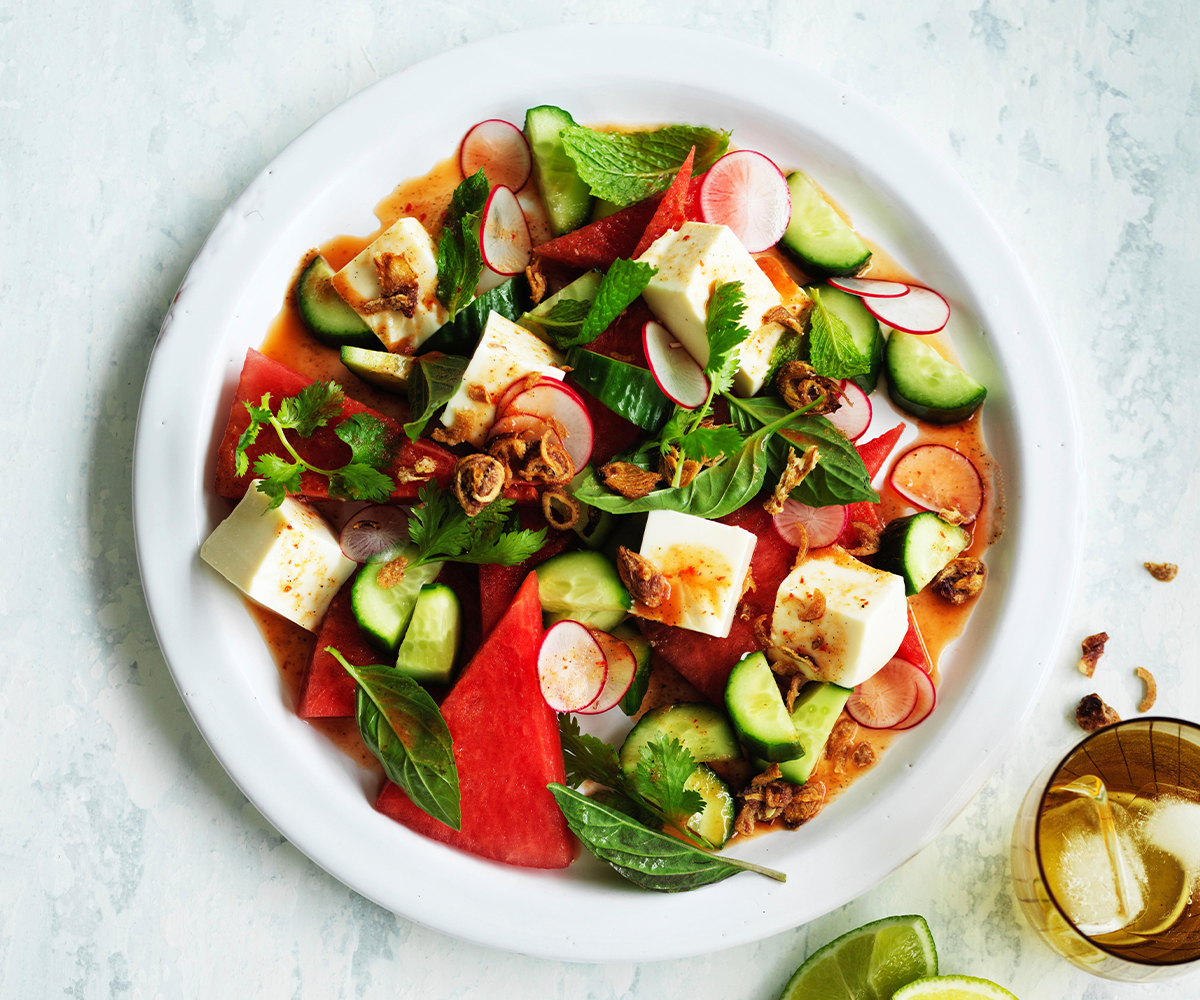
[612,622,652,716]
[419,279,522,356]
[525,105,593,236]
[770,682,853,786]
[725,652,805,762]
[536,550,631,632]
[519,270,603,341]
[296,255,381,348]
[619,703,743,774]
[885,330,987,424]
[681,764,735,849]
[394,583,462,685]
[590,198,622,222]
[806,285,884,394]
[350,548,445,653]
[340,345,415,393]
[875,511,971,596]
[565,347,673,433]
[780,171,872,276]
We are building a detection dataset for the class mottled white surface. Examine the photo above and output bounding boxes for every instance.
[2,1,1198,997]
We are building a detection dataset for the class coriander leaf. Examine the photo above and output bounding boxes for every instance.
[234,395,273,477]
[703,280,749,395]
[405,483,547,570]
[328,463,394,503]
[276,381,345,436]
[558,714,623,788]
[461,524,547,567]
[560,125,731,207]
[436,170,489,319]
[403,353,469,442]
[549,784,786,892]
[630,736,706,824]
[252,452,302,501]
[335,412,395,469]
[808,288,871,380]
[676,424,744,465]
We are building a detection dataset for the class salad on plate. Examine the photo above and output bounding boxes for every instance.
[197,104,998,892]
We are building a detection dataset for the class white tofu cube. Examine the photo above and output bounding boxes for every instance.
[330,217,448,353]
[770,547,908,688]
[636,221,790,396]
[438,311,565,448]
[634,509,757,639]
[200,485,356,631]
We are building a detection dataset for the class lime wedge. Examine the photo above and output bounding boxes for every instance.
[779,914,937,1000]
[892,976,1019,1000]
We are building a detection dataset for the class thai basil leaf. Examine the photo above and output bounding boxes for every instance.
[331,650,460,831]
[728,395,879,506]
[548,784,785,892]
[403,352,469,441]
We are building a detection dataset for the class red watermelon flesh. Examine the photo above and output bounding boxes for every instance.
[296,575,374,718]
[214,349,455,501]
[567,382,642,467]
[638,503,798,704]
[583,298,653,367]
[375,571,574,869]
[896,604,929,671]
[837,423,906,546]
[479,507,572,637]
[632,148,694,259]
[533,195,661,270]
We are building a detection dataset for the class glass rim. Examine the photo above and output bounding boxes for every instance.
[1033,715,1200,967]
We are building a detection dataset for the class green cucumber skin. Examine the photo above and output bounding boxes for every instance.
[769,682,853,786]
[885,331,987,424]
[725,653,805,763]
[339,345,414,393]
[536,550,631,631]
[807,285,884,395]
[619,703,743,774]
[419,280,522,357]
[296,255,382,349]
[780,171,872,277]
[525,105,593,236]
[351,554,445,653]
[612,623,652,716]
[875,512,971,596]
[566,348,673,433]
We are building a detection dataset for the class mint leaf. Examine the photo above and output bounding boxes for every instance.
[521,297,592,343]
[581,258,657,343]
[808,288,871,380]
[436,170,489,319]
[560,125,731,207]
[403,353,469,441]
[557,714,624,788]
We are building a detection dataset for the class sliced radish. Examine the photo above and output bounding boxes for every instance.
[772,500,848,549]
[478,185,531,277]
[823,381,872,441]
[643,321,708,408]
[890,444,984,524]
[460,119,532,192]
[487,411,548,441]
[339,504,410,563]
[698,150,791,253]
[826,276,911,298]
[575,629,637,715]
[891,663,937,730]
[504,381,594,471]
[861,285,949,334]
[845,657,920,729]
[537,620,608,712]
[495,372,562,417]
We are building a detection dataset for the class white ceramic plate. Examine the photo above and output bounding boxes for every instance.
[134,24,1084,962]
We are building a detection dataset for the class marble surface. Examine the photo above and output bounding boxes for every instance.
[2,1,1198,996]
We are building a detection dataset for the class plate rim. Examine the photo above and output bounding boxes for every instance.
[133,23,1085,962]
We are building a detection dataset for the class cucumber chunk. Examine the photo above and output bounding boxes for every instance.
[875,511,971,596]
[296,255,381,348]
[419,279,522,357]
[780,172,872,276]
[766,681,853,786]
[525,105,593,236]
[394,583,462,685]
[351,548,445,653]
[536,550,631,632]
[806,285,884,394]
[619,703,743,773]
[885,330,987,424]
[612,622,652,716]
[681,764,735,849]
[725,652,806,762]
[565,347,673,433]
[340,345,415,393]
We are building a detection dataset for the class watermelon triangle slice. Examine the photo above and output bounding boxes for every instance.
[375,571,574,868]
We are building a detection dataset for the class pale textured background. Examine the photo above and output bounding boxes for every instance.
[2,1,1199,996]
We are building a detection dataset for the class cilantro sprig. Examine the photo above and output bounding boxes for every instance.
[403,482,546,573]
[234,382,397,509]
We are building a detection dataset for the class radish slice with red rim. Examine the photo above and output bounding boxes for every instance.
[861,285,949,334]
[575,629,637,715]
[460,119,532,192]
[537,620,608,712]
[504,381,594,471]
[772,500,848,549]
[495,373,561,417]
[339,504,410,563]
[478,185,531,277]
[891,663,936,730]
[823,380,872,441]
[487,411,549,441]
[643,321,708,409]
[845,657,921,729]
[890,444,984,524]
[698,150,791,253]
[826,277,911,298]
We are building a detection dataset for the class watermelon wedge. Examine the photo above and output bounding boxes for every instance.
[296,575,374,718]
[479,507,572,637]
[533,195,661,270]
[836,423,907,545]
[375,572,574,869]
[895,604,930,671]
[632,148,694,259]
[214,349,455,501]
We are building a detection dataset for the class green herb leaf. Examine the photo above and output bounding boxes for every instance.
[436,170,489,319]
[557,714,623,788]
[335,411,395,469]
[520,297,592,343]
[630,736,706,822]
[328,463,395,502]
[276,381,345,436]
[548,784,786,892]
[234,396,272,477]
[808,288,871,380]
[332,649,460,831]
[406,483,546,570]
[532,259,657,352]
[403,352,470,441]
[675,423,744,465]
[560,125,731,207]
[702,280,749,395]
